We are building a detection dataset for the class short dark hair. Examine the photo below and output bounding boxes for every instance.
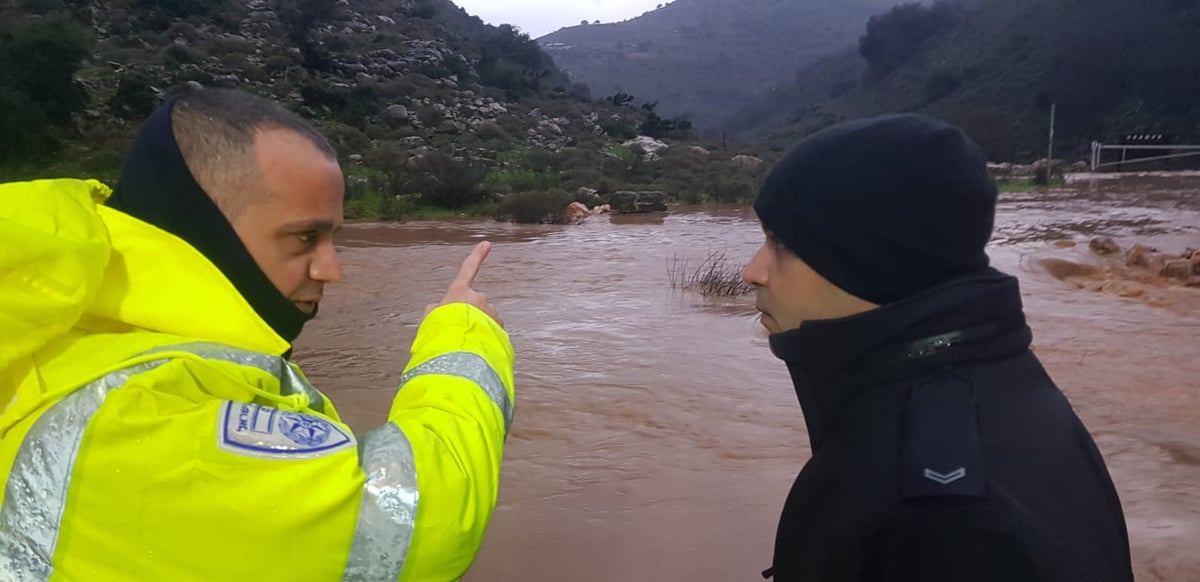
[171,88,337,219]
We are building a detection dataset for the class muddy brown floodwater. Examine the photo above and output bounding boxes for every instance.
[294,173,1200,581]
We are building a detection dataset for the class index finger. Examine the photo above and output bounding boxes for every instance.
[453,241,492,287]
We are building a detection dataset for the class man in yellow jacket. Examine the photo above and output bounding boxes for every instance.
[0,88,514,581]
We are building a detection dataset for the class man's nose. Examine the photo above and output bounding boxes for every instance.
[743,249,766,287]
[311,241,343,284]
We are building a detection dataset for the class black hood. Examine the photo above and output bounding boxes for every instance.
[768,268,1032,450]
[105,97,312,350]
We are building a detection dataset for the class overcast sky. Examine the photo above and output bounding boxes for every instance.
[451,0,666,38]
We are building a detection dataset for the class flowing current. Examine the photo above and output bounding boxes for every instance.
[294,174,1200,581]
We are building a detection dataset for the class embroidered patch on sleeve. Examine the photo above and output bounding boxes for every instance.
[217,401,356,460]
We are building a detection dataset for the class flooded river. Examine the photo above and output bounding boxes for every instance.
[294,174,1199,581]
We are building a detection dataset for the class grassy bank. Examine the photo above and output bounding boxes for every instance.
[996,177,1067,192]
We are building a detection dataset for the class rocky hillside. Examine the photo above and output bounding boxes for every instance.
[537,0,906,129]
[0,0,773,218]
[727,0,1200,164]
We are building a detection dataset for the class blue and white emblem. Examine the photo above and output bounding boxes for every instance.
[218,401,356,459]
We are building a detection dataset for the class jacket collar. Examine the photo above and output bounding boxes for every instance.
[768,268,1032,450]
[88,205,293,358]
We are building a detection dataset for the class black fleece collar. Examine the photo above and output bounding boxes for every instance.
[768,268,1032,450]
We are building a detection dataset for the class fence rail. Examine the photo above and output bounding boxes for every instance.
[1090,142,1200,170]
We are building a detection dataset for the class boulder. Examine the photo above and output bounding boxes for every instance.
[1089,237,1120,256]
[986,162,1012,178]
[1037,258,1099,281]
[386,104,409,121]
[1161,260,1193,280]
[589,204,611,215]
[376,15,395,25]
[689,145,711,155]
[566,202,589,225]
[1126,244,1168,272]
[731,154,764,171]
[609,191,670,214]
[577,187,599,199]
[211,74,240,88]
[400,136,426,147]
[1126,243,1157,267]
[1032,158,1065,172]
[1117,286,1145,298]
[623,136,669,157]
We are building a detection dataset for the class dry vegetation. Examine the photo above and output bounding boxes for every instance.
[667,251,753,297]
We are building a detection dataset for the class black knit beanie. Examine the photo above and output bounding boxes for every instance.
[106,96,314,348]
[753,113,998,305]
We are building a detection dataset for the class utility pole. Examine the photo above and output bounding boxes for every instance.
[1047,103,1056,166]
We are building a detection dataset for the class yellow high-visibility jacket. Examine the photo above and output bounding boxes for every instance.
[0,178,515,581]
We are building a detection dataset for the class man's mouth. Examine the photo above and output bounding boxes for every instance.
[294,301,319,314]
[755,307,773,329]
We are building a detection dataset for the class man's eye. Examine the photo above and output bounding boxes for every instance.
[297,232,318,244]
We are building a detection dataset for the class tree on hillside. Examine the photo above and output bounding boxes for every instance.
[0,12,93,158]
[858,1,963,80]
[606,92,635,107]
[478,24,555,96]
[278,0,338,72]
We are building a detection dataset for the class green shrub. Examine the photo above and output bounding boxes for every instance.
[22,0,66,14]
[107,71,161,119]
[486,167,558,192]
[497,190,575,224]
[0,13,94,125]
[300,80,381,127]
[161,43,205,66]
[165,22,202,41]
[323,124,372,156]
[398,153,489,209]
[0,88,55,159]
[474,121,511,142]
[344,189,416,220]
[379,78,419,99]
[409,0,436,18]
[136,0,226,18]
[710,179,754,203]
[416,105,443,127]
[599,118,637,139]
[264,54,299,75]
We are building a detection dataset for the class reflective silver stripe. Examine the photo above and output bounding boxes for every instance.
[0,360,168,581]
[142,342,325,413]
[342,423,418,582]
[399,352,512,432]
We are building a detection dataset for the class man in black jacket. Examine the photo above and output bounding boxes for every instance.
[746,114,1133,582]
